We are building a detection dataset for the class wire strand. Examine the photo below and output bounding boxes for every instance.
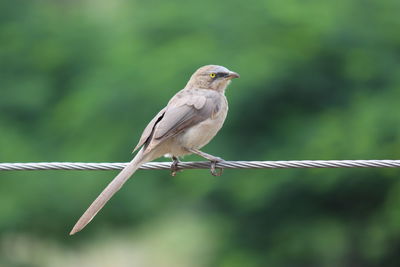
[1,160,400,171]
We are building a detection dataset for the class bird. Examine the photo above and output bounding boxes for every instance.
[70,65,239,235]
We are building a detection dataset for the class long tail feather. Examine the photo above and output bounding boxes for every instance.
[70,149,148,235]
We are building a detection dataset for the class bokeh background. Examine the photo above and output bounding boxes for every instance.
[1,0,400,266]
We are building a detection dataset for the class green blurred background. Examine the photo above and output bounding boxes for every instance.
[1,0,400,266]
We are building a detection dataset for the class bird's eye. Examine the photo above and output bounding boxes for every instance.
[209,73,216,78]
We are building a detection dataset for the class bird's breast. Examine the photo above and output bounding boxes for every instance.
[177,96,228,151]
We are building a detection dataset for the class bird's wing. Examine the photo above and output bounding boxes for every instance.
[153,91,221,141]
[133,90,221,152]
[133,107,167,153]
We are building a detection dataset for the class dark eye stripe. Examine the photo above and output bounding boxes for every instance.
[216,72,228,78]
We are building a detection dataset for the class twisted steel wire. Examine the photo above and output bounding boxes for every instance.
[1,160,400,172]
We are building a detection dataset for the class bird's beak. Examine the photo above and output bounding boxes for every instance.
[226,71,240,79]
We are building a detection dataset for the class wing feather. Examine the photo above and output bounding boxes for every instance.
[133,89,222,152]
[132,107,167,152]
[153,93,219,140]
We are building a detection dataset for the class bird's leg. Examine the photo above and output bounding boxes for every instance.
[170,156,181,177]
[187,148,224,162]
[187,148,224,176]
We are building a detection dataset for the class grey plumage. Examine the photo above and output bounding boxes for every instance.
[70,65,239,235]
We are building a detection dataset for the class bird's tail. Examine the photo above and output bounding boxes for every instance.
[70,148,149,235]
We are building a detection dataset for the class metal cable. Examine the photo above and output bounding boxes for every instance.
[1,160,400,171]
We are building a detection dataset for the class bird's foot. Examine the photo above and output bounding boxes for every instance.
[171,156,181,177]
[186,148,224,176]
[210,159,224,176]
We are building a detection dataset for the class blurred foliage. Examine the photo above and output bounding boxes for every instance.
[1,0,400,266]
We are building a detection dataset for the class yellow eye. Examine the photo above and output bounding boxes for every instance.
[210,73,216,78]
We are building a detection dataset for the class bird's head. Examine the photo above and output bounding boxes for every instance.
[186,65,240,92]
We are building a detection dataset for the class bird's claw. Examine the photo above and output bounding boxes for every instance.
[170,157,181,177]
[210,160,223,176]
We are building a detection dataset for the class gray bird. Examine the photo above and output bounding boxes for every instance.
[70,65,239,235]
